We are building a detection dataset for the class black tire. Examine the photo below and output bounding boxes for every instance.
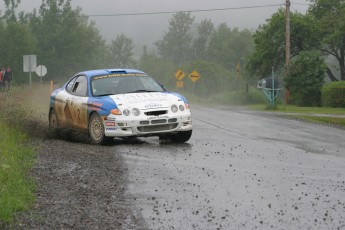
[159,134,169,140]
[49,109,60,135]
[88,113,112,145]
[170,130,192,143]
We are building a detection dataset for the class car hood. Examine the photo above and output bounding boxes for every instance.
[109,92,179,110]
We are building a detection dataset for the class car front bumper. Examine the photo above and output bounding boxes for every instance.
[103,114,192,137]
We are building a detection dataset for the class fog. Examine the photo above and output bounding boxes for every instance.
[3,0,309,49]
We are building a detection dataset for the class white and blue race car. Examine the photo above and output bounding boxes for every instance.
[49,69,192,144]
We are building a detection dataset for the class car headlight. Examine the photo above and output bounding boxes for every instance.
[123,109,130,116]
[179,104,185,111]
[111,109,122,115]
[132,108,140,116]
[171,104,178,113]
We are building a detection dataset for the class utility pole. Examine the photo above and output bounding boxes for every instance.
[285,0,291,104]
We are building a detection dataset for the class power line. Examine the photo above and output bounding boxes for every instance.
[292,2,310,6]
[87,4,284,17]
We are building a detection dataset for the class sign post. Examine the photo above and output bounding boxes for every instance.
[23,55,37,87]
[188,70,200,93]
[236,63,240,79]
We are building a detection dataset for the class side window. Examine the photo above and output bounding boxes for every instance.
[66,77,77,93]
[73,76,88,97]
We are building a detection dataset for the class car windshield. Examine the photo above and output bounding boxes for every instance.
[91,74,165,96]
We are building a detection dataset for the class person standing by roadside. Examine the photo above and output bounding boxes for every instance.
[3,67,12,91]
[0,67,5,92]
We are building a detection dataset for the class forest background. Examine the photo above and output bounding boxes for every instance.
[0,0,344,106]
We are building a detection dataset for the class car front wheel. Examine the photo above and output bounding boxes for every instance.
[88,113,112,145]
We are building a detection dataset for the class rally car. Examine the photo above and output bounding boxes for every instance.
[48,69,193,144]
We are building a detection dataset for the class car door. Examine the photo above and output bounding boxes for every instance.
[52,76,77,127]
[68,75,89,130]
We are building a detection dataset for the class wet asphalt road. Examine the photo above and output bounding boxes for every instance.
[112,105,345,229]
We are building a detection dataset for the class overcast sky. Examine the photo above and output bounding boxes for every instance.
[3,0,310,48]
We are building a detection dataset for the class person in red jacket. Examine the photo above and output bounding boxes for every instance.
[3,67,12,91]
[0,67,5,92]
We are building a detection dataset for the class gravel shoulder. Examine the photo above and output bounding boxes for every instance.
[3,134,146,229]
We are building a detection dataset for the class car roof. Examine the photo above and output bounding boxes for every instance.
[77,69,147,78]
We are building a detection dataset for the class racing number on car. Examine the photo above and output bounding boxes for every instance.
[68,97,87,129]
[75,99,88,129]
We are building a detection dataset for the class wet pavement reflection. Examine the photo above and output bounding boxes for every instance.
[111,105,345,229]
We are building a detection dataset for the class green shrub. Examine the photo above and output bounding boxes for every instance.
[322,81,345,108]
[285,50,326,107]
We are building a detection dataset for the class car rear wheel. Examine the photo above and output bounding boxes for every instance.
[49,109,60,135]
[170,130,192,143]
[89,113,112,145]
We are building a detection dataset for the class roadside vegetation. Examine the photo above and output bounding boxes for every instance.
[0,85,49,224]
[0,88,41,223]
[291,115,345,127]
[250,104,345,128]
[0,119,37,223]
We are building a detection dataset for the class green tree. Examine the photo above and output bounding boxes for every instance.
[247,9,318,78]
[181,60,236,96]
[285,50,327,106]
[138,46,175,88]
[0,0,37,84]
[192,19,214,60]
[155,12,194,65]
[308,0,345,81]
[2,0,21,22]
[207,23,253,73]
[110,34,135,67]
[29,0,108,80]
[0,21,36,84]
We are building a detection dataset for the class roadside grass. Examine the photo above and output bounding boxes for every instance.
[0,119,37,223]
[249,104,345,128]
[0,85,48,223]
[291,115,345,127]
[250,104,345,115]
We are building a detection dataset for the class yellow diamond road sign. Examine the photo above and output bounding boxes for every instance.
[175,69,185,80]
[189,71,200,82]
